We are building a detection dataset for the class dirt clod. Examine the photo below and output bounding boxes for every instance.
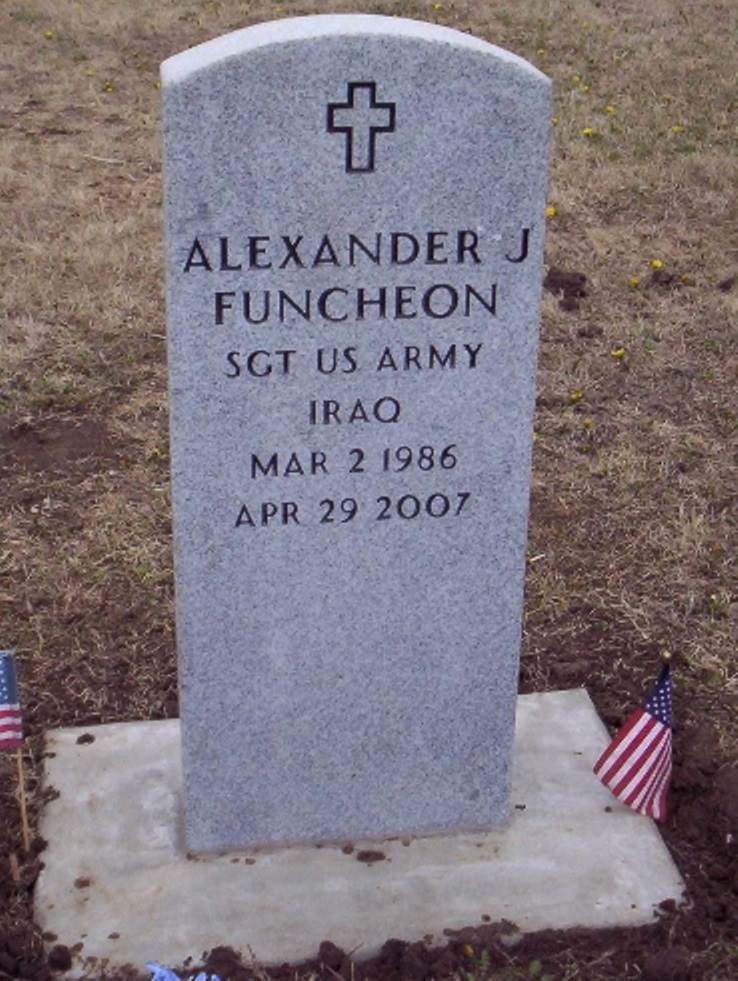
[355,849,387,864]
[643,946,692,981]
[543,266,588,310]
[47,945,72,971]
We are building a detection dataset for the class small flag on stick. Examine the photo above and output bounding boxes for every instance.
[0,651,24,750]
[1,650,30,851]
[593,659,672,821]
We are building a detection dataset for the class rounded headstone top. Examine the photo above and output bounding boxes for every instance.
[161,14,549,87]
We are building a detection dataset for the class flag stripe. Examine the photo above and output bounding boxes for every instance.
[631,748,671,819]
[0,652,24,751]
[626,738,670,802]
[594,710,655,782]
[0,708,24,741]
[593,716,647,780]
[593,664,672,821]
[598,722,671,819]
[610,724,669,797]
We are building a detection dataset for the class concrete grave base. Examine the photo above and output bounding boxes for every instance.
[36,690,684,977]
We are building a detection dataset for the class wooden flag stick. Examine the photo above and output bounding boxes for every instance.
[15,748,30,854]
[8,851,21,886]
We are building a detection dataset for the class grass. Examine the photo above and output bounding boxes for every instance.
[0,0,736,978]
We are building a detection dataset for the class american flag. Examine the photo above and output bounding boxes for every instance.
[593,662,672,821]
[0,651,24,750]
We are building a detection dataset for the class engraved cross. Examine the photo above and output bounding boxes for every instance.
[327,82,396,174]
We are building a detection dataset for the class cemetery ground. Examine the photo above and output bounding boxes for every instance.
[0,0,735,977]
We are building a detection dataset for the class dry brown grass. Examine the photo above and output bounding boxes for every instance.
[1,0,736,978]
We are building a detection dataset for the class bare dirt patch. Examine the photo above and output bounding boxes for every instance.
[0,416,122,478]
[1,1,736,978]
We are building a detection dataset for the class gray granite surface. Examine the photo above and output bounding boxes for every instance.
[161,14,551,852]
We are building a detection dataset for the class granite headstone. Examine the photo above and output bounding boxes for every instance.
[161,14,551,853]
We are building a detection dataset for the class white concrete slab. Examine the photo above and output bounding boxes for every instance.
[36,690,685,978]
